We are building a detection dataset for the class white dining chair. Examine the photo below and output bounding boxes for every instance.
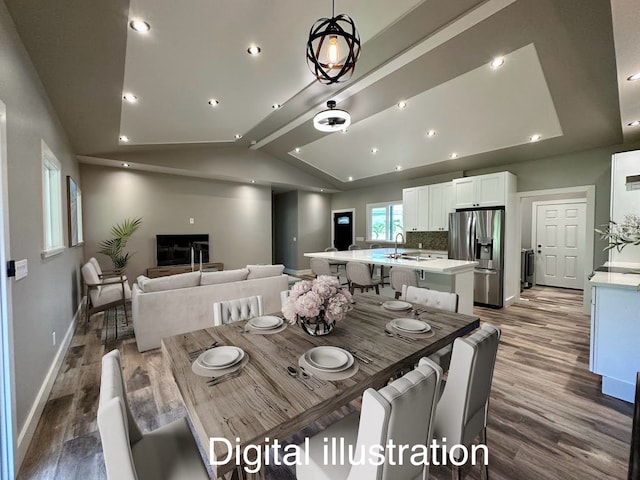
[425,323,501,480]
[98,350,209,480]
[213,295,263,326]
[325,247,347,274]
[310,257,339,278]
[390,267,419,299]
[346,261,380,294]
[297,359,442,480]
[401,285,459,370]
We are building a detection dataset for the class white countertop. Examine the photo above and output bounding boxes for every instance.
[304,248,477,274]
[589,261,640,289]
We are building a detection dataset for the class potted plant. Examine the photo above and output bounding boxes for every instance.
[596,213,640,288]
[98,217,143,270]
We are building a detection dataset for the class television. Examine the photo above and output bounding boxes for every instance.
[156,234,209,266]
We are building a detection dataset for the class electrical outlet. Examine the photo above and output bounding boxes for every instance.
[52,332,56,346]
[418,243,423,249]
[293,237,297,242]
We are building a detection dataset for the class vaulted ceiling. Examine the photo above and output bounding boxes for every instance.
[5,0,639,191]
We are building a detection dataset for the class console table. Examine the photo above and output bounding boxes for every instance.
[146,262,224,278]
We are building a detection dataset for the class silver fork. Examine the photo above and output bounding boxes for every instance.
[207,370,242,386]
[188,341,219,360]
[384,328,414,343]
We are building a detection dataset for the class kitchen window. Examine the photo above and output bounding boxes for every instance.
[41,141,64,257]
[366,201,404,242]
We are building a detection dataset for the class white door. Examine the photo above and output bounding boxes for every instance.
[534,201,587,289]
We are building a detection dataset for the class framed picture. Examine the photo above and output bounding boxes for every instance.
[66,176,83,247]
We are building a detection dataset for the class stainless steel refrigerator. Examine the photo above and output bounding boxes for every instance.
[448,208,505,308]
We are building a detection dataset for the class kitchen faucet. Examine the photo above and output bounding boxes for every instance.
[394,232,405,259]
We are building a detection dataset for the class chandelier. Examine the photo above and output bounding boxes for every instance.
[313,101,351,132]
[306,0,361,85]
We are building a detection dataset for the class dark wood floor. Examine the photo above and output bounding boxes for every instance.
[17,287,633,480]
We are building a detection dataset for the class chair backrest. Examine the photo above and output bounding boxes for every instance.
[324,247,338,252]
[347,360,442,480]
[390,267,419,292]
[213,295,263,326]
[346,262,373,286]
[401,285,458,312]
[348,244,361,250]
[369,244,382,249]
[81,262,102,304]
[310,257,333,277]
[431,323,501,449]
[89,257,104,276]
[98,350,142,480]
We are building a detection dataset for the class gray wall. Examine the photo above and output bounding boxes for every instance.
[80,164,273,279]
[0,0,84,452]
[273,191,298,270]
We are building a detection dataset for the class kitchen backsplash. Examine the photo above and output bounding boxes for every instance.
[405,231,448,251]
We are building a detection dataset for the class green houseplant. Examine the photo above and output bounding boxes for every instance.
[98,217,143,270]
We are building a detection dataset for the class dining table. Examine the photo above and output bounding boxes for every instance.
[161,293,480,479]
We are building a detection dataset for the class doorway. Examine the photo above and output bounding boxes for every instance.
[533,200,587,289]
[331,209,354,251]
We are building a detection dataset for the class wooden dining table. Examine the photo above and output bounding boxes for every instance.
[161,293,480,479]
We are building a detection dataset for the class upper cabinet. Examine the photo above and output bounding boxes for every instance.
[453,172,511,208]
[403,182,453,232]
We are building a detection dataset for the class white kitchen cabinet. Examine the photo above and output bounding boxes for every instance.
[403,186,429,231]
[428,182,454,231]
[453,172,508,208]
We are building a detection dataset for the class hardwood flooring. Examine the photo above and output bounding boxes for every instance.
[17,286,633,480]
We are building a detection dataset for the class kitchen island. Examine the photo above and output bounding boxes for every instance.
[304,248,477,314]
[589,261,640,402]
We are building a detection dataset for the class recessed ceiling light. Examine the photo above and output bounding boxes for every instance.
[247,45,261,56]
[426,129,436,137]
[450,152,458,159]
[395,165,403,171]
[490,57,505,69]
[347,176,354,181]
[250,140,257,145]
[341,128,348,134]
[628,120,640,127]
[295,147,301,153]
[397,101,407,109]
[208,99,219,106]
[121,163,130,168]
[250,180,256,184]
[371,147,378,154]
[320,189,325,192]
[529,134,542,142]
[119,135,129,142]
[123,93,138,103]
[272,103,281,109]
[234,134,243,139]
[627,72,640,81]
[129,19,150,33]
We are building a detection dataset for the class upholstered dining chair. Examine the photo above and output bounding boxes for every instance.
[325,246,347,274]
[81,261,131,324]
[310,257,339,278]
[390,267,420,299]
[424,323,501,480]
[213,295,263,326]
[347,244,361,250]
[297,359,442,480]
[98,350,209,480]
[346,261,380,294]
[402,285,459,369]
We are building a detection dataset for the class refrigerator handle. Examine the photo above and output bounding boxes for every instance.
[469,214,476,260]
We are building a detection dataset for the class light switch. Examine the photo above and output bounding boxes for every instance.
[189,218,195,224]
[293,237,297,242]
[15,259,28,281]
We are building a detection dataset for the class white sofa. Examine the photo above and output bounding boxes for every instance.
[132,265,289,352]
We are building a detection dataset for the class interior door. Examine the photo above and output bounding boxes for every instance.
[535,202,586,289]
[333,211,353,251]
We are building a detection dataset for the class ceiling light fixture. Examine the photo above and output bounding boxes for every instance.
[119,135,129,142]
[272,103,282,109]
[306,0,361,84]
[629,120,640,127]
[426,129,436,137]
[208,99,219,106]
[250,180,256,184]
[371,147,378,154]
[450,152,459,159]
[347,176,354,181]
[313,100,351,132]
[295,148,301,153]
[247,45,261,56]
[129,19,150,33]
[122,163,130,168]
[529,134,542,142]
[320,189,325,192]
[395,165,403,171]
[397,101,407,109]
[234,134,243,139]
[490,57,505,69]
[123,93,138,103]
[627,72,640,81]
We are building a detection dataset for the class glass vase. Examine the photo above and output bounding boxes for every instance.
[299,314,335,336]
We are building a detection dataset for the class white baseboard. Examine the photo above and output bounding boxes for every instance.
[15,301,81,470]
[284,268,312,276]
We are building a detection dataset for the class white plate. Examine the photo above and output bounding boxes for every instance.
[391,318,431,333]
[248,316,283,330]
[382,300,412,311]
[198,346,244,369]
[305,347,354,372]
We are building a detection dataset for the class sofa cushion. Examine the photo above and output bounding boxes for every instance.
[138,271,201,293]
[200,268,249,286]
[246,264,285,279]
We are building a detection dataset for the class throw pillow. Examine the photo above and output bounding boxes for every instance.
[200,268,249,286]
[246,264,285,279]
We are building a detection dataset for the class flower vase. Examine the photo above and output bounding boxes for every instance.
[299,314,335,336]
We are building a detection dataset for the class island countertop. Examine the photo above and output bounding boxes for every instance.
[304,248,477,274]
[589,261,640,289]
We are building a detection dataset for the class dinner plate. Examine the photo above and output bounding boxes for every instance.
[248,315,283,330]
[304,346,354,372]
[382,300,412,311]
[391,318,431,333]
[198,346,244,369]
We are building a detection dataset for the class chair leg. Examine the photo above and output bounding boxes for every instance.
[452,465,461,480]
[374,284,379,294]
[122,300,129,325]
[349,284,354,295]
[394,291,401,299]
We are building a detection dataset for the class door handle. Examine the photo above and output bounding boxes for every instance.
[537,250,541,254]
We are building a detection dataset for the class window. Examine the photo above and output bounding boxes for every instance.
[41,141,64,256]
[366,201,404,242]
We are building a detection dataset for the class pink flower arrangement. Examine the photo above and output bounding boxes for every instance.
[282,275,354,324]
